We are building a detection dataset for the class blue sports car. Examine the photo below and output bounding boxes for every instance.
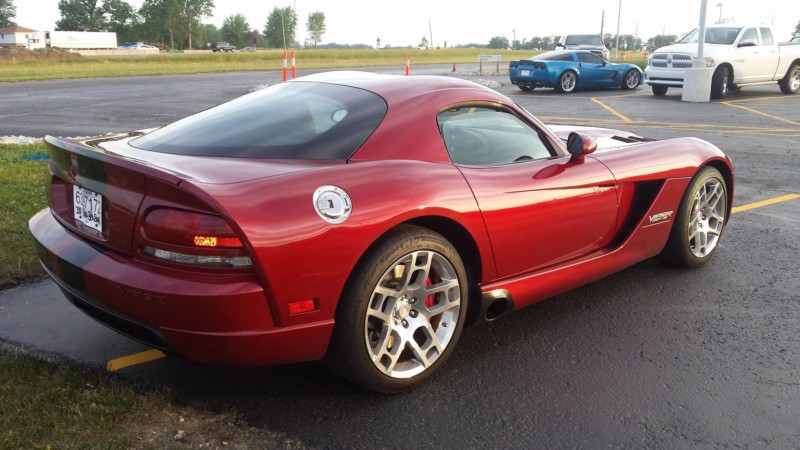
[509,50,643,93]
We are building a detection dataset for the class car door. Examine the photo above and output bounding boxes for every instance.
[438,106,618,278]
[576,52,617,87]
[734,27,764,83]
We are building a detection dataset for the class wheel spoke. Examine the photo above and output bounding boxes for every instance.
[408,322,445,369]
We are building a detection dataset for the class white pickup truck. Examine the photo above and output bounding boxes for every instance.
[644,25,800,99]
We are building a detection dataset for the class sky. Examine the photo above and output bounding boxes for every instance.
[14,0,799,47]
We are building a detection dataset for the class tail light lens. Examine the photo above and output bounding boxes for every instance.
[141,208,252,268]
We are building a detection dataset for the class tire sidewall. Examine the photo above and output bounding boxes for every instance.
[328,225,469,393]
[665,167,728,267]
[557,70,577,93]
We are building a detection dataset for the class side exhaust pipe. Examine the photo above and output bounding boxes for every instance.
[480,289,514,322]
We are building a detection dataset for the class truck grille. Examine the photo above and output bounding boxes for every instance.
[651,53,693,69]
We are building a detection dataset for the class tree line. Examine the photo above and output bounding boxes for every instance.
[0,0,328,50]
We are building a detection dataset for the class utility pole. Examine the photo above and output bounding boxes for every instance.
[600,10,605,36]
[615,0,622,59]
[429,20,433,49]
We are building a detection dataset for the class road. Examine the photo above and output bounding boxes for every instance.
[1,66,799,448]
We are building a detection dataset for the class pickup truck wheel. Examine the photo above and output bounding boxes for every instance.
[711,67,730,99]
[652,85,668,96]
[779,63,800,94]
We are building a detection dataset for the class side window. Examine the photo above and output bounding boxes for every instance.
[759,28,774,45]
[740,28,758,45]
[577,52,603,64]
[437,107,555,166]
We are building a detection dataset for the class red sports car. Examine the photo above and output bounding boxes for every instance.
[29,72,734,393]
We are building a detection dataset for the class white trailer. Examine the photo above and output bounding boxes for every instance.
[27,31,117,50]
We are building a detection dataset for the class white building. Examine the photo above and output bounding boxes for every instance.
[0,26,37,47]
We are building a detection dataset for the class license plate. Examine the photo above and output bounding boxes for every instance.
[73,185,102,232]
[521,70,530,76]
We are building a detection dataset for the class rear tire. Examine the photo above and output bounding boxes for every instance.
[555,70,577,93]
[660,167,728,267]
[326,225,469,393]
[779,63,800,94]
[711,67,730,99]
[652,85,668,96]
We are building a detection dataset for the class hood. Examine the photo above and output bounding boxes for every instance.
[652,42,728,55]
[547,125,656,152]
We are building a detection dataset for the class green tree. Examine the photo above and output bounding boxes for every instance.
[200,22,220,46]
[101,0,137,42]
[138,0,181,49]
[794,20,799,37]
[0,0,16,27]
[220,13,249,47]
[56,0,105,31]
[488,36,509,49]
[306,11,325,47]
[263,6,297,49]
[645,34,678,51]
[180,0,213,49]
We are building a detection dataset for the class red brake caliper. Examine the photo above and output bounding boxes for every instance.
[424,277,435,308]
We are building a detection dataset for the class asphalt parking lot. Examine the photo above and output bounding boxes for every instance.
[1,66,799,448]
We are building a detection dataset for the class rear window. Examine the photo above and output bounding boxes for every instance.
[532,51,575,62]
[131,82,387,159]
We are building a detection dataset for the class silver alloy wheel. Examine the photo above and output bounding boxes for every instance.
[687,177,727,258]
[791,67,800,91]
[364,250,461,379]
[561,72,577,92]
[625,70,639,88]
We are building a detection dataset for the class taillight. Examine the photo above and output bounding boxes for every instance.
[141,208,252,268]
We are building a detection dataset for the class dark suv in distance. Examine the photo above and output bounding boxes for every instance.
[211,42,236,52]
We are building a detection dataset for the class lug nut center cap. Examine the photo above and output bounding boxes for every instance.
[394,300,411,320]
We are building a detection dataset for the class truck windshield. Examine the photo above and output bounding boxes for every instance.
[564,35,604,46]
[679,27,742,45]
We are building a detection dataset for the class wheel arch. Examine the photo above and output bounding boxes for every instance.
[703,159,735,219]
[334,215,486,327]
[716,62,735,80]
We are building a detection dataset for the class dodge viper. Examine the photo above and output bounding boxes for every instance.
[509,50,643,93]
[29,71,733,393]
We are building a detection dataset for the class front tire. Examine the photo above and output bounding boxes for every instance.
[326,225,469,393]
[652,85,668,96]
[779,63,800,94]
[622,69,640,90]
[711,67,730,99]
[660,167,728,267]
[555,70,578,93]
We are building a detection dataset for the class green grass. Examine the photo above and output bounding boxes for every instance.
[1,47,645,82]
[0,144,50,291]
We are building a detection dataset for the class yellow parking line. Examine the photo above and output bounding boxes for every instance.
[721,102,800,127]
[590,98,633,123]
[107,349,166,372]
[731,194,800,214]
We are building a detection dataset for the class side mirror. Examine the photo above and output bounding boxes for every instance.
[567,132,597,162]
[738,40,756,47]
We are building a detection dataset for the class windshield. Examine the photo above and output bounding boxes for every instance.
[679,27,742,45]
[564,35,604,46]
[131,82,387,159]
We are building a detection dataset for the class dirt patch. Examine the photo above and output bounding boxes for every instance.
[0,47,84,62]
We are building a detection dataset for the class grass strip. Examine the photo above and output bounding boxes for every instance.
[0,144,50,291]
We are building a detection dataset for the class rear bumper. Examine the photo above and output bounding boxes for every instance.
[29,208,334,367]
